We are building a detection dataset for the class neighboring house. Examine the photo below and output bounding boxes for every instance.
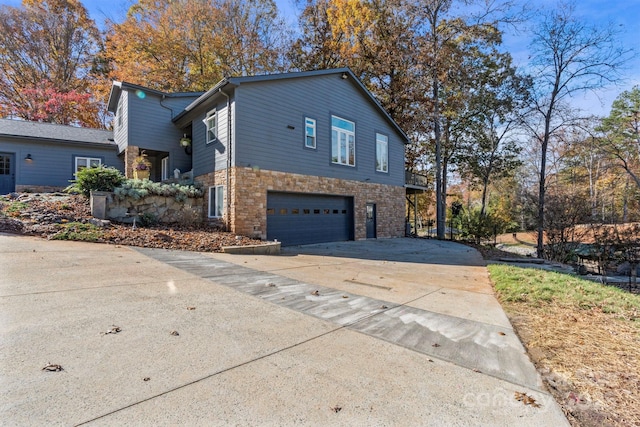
[0,119,121,194]
[108,68,419,245]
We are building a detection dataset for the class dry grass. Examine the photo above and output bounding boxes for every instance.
[489,264,640,426]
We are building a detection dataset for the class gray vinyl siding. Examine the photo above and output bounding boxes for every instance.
[114,91,128,153]
[233,75,405,186]
[192,100,231,176]
[0,137,121,188]
[125,92,199,174]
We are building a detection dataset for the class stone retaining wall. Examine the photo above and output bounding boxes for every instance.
[16,185,65,193]
[91,191,204,225]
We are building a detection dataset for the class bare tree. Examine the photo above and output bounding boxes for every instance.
[523,1,632,258]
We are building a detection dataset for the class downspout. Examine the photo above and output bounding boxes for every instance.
[219,87,231,232]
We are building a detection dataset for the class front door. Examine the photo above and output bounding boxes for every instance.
[366,203,376,239]
[0,153,15,195]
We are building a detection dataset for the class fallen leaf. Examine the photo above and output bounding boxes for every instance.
[311,290,320,296]
[498,331,506,336]
[42,363,63,372]
[515,391,541,408]
[187,306,196,310]
[265,283,276,287]
[143,377,151,382]
[331,406,342,413]
[342,295,349,299]
[432,343,441,348]
[102,325,121,335]
[170,330,179,336]
[380,305,388,309]
[473,368,482,373]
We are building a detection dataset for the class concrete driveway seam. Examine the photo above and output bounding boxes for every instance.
[136,247,545,392]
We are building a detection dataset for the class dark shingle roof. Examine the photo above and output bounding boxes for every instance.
[0,119,114,145]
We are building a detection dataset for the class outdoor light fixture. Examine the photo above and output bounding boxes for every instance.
[179,134,191,147]
[341,72,348,79]
[24,154,32,162]
[180,134,192,155]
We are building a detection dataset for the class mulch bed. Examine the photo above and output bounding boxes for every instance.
[0,193,263,252]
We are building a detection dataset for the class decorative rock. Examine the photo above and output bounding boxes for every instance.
[89,218,112,227]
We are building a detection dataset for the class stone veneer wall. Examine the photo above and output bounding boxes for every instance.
[123,146,140,179]
[97,192,204,224]
[15,185,66,193]
[196,167,406,240]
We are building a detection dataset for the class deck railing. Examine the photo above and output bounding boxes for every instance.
[405,171,429,188]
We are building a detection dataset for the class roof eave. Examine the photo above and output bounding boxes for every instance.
[172,79,234,125]
[1,133,117,148]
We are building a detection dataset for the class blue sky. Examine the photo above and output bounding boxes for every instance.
[1,0,638,116]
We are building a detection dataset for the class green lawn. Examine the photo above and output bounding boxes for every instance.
[489,264,640,318]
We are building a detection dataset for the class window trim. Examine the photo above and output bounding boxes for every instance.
[74,156,102,174]
[208,185,224,218]
[204,110,217,144]
[376,133,389,173]
[331,115,356,167]
[305,117,316,149]
[161,156,170,181]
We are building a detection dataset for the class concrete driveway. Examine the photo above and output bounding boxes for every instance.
[0,234,568,426]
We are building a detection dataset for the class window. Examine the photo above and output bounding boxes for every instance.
[204,110,217,144]
[117,96,123,128]
[208,186,224,218]
[331,116,355,166]
[376,133,388,173]
[161,156,169,181]
[75,157,101,173]
[305,117,316,148]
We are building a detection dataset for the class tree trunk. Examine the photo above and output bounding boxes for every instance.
[433,42,444,240]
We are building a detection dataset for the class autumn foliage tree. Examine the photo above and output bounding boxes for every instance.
[104,0,289,92]
[0,0,104,127]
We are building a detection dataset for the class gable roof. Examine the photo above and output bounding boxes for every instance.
[173,68,409,142]
[0,119,115,146]
[107,81,204,113]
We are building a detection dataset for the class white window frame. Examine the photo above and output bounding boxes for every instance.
[204,110,217,144]
[305,117,316,149]
[161,156,169,181]
[75,156,101,173]
[331,116,355,166]
[376,133,388,173]
[208,185,224,218]
[117,96,123,128]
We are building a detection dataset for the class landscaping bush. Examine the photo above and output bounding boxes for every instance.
[66,166,125,198]
[113,179,204,202]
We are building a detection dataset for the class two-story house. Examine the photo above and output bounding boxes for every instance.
[108,68,410,246]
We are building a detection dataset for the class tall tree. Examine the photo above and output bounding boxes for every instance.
[105,0,289,92]
[413,0,521,239]
[598,86,640,189]
[523,1,631,258]
[290,0,420,129]
[0,0,103,127]
[456,50,530,216]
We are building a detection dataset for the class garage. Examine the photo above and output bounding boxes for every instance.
[267,192,354,246]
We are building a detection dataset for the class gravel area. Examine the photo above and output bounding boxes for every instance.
[0,193,264,251]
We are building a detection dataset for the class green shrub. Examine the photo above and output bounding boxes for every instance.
[458,207,514,244]
[138,212,159,227]
[66,166,125,198]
